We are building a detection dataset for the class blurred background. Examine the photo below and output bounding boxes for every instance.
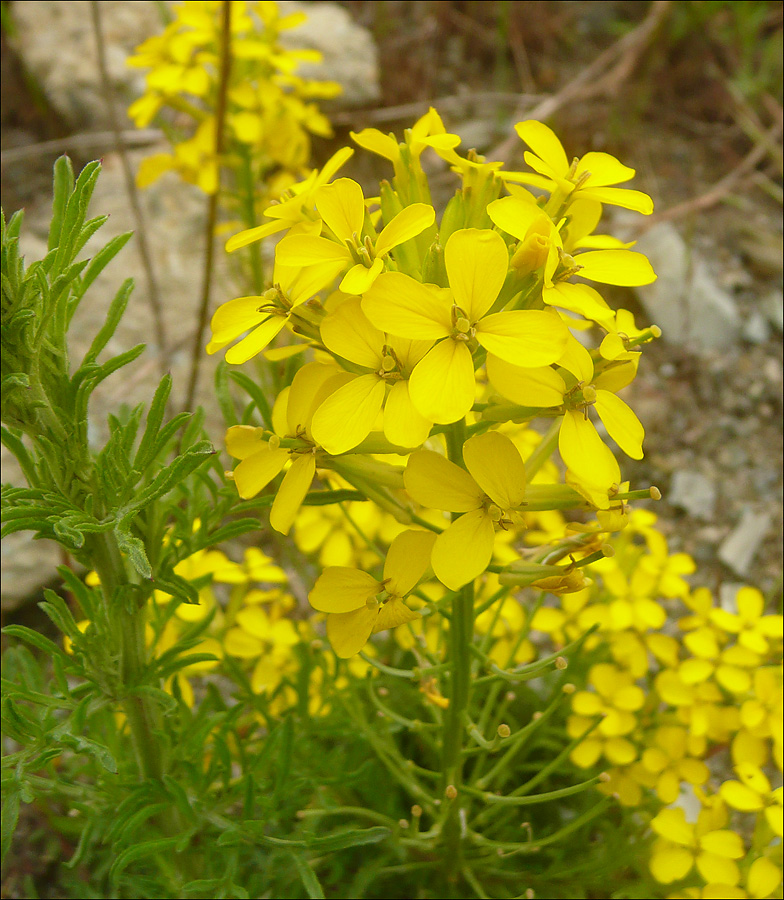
[1,0,782,611]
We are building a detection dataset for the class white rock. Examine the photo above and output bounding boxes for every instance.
[718,506,772,577]
[742,310,771,344]
[669,470,717,520]
[762,289,783,332]
[10,0,162,130]
[634,223,742,353]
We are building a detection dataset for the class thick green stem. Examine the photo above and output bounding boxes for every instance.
[88,531,165,783]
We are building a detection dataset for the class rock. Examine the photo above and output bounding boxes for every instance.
[742,310,771,344]
[10,1,379,131]
[634,223,742,353]
[669,470,717,520]
[761,289,783,332]
[10,1,162,130]
[717,507,772,577]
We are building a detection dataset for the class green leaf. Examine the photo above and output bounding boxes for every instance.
[109,837,181,886]
[66,734,118,773]
[49,156,75,251]
[114,527,152,580]
[290,852,326,899]
[39,591,82,642]
[228,370,273,430]
[78,231,133,296]
[80,277,134,364]
[1,790,20,866]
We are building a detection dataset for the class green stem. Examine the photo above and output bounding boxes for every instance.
[88,531,165,784]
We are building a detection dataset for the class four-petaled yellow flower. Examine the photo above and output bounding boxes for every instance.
[404,431,526,590]
[363,228,569,424]
[309,529,437,657]
[275,177,435,295]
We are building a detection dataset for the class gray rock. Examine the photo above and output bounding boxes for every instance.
[718,507,772,577]
[634,223,742,353]
[742,310,771,344]
[10,1,162,130]
[11,1,379,131]
[669,470,717,520]
[761,290,783,332]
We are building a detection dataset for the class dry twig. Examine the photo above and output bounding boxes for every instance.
[89,1,170,378]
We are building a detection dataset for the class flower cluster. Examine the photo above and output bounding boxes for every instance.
[211,113,661,654]
[127,0,340,211]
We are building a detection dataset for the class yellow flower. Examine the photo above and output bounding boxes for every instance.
[506,120,654,215]
[404,431,527,590]
[275,177,435,295]
[309,297,433,453]
[720,764,783,836]
[207,246,339,363]
[649,807,745,886]
[224,362,350,533]
[363,228,569,424]
[309,529,436,657]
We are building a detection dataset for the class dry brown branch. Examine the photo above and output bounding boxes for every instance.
[0,129,163,165]
[487,0,673,164]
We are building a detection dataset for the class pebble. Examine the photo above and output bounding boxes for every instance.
[669,470,717,520]
[742,310,771,344]
[718,507,772,577]
[634,223,742,353]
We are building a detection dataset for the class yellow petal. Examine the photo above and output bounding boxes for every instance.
[375,203,435,258]
[384,529,437,595]
[557,333,594,383]
[445,228,508,321]
[431,509,495,590]
[210,296,266,342]
[350,128,399,163]
[575,152,635,187]
[477,310,568,367]
[233,446,289,499]
[578,186,653,215]
[594,389,644,459]
[405,450,483,512]
[320,297,384,368]
[286,362,349,436]
[340,258,384,295]
[373,597,420,632]
[224,316,287,365]
[225,425,266,460]
[226,218,289,252]
[559,411,621,491]
[383,381,432,448]
[408,339,475,424]
[515,120,569,177]
[748,857,782,898]
[486,356,566,407]
[270,454,316,534]
[486,196,542,242]
[542,282,615,326]
[362,272,451,339]
[310,567,378,613]
[315,177,365,242]
[719,781,764,812]
[327,607,378,657]
[650,846,693,884]
[575,250,657,287]
[696,852,740,887]
[275,234,350,267]
[310,374,385,454]
[463,431,526,509]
